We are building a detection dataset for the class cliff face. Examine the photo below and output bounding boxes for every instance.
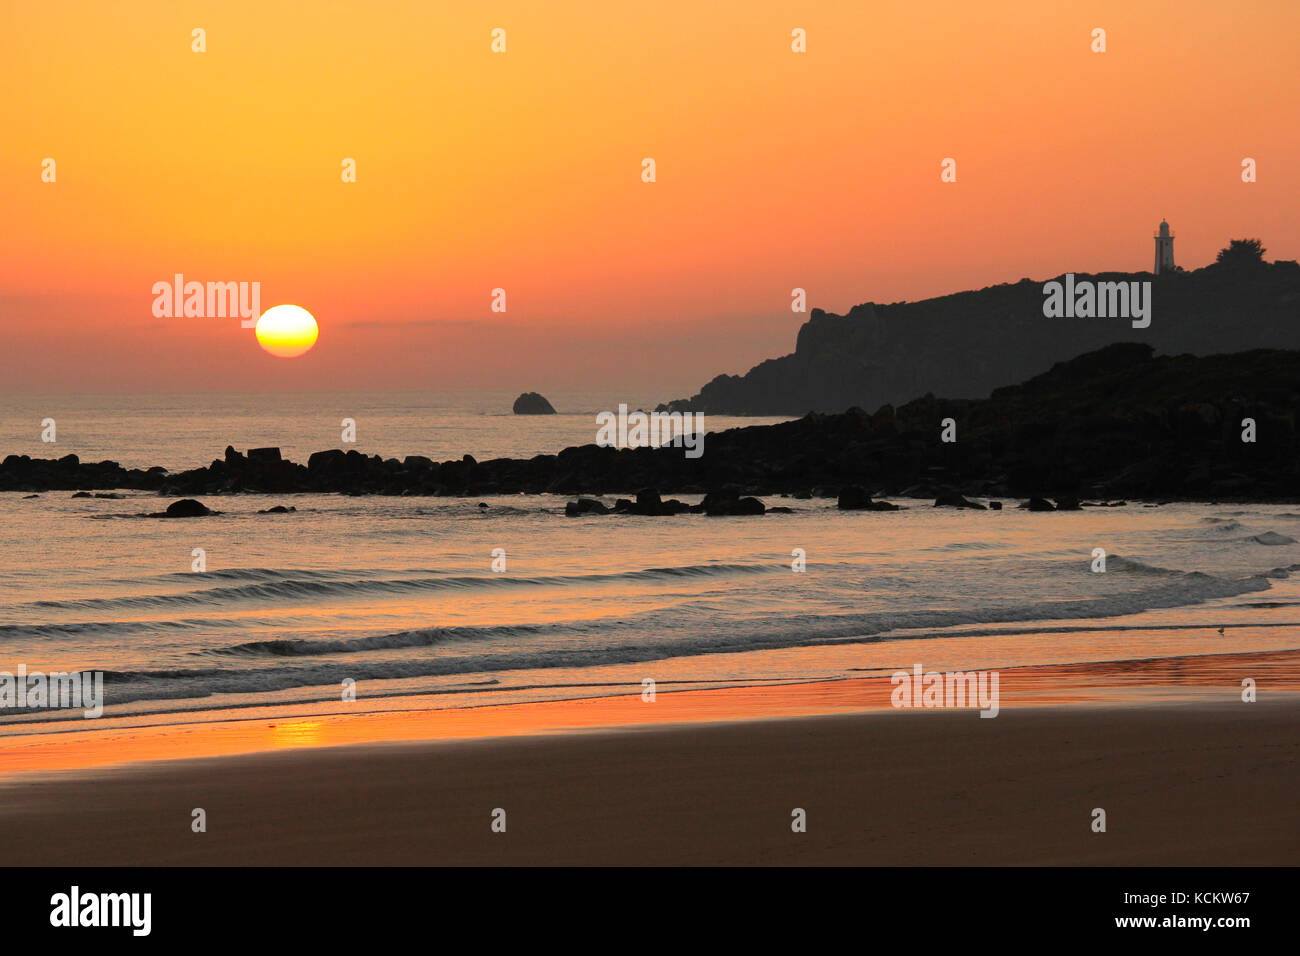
[659,260,1300,415]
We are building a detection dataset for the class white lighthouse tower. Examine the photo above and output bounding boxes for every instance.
[1154,220,1175,274]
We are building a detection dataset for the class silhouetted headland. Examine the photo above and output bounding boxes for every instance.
[6,344,1300,505]
[659,251,1300,415]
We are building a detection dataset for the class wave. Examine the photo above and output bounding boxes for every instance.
[17,562,775,612]
[208,620,598,657]
[1249,531,1297,546]
[1105,555,1181,575]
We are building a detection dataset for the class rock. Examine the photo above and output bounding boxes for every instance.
[513,392,557,415]
[1022,497,1056,511]
[636,488,662,510]
[162,498,212,517]
[247,447,282,465]
[71,491,92,498]
[565,497,610,516]
[307,449,348,473]
[988,500,1003,510]
[22,493,39,499]
[934,492,986,510]
[1053,496,1082,511]
[702,490,766,516]
[258,505,297,514]
[838,485,873,510]
[838,485,900,511]
[94,492,124,499]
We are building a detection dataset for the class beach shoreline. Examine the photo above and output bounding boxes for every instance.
[2,657,1297,866]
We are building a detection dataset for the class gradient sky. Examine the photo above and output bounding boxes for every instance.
[2,1,1296,393]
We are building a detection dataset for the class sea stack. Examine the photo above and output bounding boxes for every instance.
[512,392,557,415]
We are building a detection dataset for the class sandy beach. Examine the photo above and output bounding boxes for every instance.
[3,662,1297,866]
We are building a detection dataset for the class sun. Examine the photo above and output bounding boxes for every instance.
[255,305,319,358]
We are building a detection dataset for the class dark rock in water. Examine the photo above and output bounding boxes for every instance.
[988,500,1003,510]
[624,487,680,515]
[565,497,610,516]
[404,455,434,471]
[224,445,245,466]
[702,490,766,516]
[838,485,900,511]
[513,392,557,415]
[308,449,349,474]
[1022,497,1056,511]
[478,502,489,509]
[71,491,92,498]
[258,505,296,514]
[22,493,39,499]
[768,506,795,513]
[94,492,124,499]
[838,485,873,510]
[162,498,212,517]
[1053,496,1082,511]
[58,454,79,467]
[247,447,282,465]
[618,491,691,516]
[934,492,986,510]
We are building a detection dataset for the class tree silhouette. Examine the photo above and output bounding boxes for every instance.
[1215,239,1267,268]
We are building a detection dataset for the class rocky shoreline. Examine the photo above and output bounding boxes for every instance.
[5,344,1300,506]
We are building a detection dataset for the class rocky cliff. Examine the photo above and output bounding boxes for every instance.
[659,258,1300,415]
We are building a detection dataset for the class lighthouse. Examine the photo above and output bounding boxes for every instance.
[1154,220,1175,274]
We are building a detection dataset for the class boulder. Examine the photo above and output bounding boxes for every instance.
[163,498,212,517]
[565,497,610,516]
[513,392,557,415]
[307,449,348,474]
[838,485,901,511]
[702,490,766,516]
[934,492,986,510]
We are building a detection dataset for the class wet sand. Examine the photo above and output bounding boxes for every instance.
[2,663,1297,865]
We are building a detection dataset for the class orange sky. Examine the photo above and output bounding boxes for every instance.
[2,0,1296,392]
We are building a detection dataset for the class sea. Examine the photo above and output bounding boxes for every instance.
[3,392,1300,732]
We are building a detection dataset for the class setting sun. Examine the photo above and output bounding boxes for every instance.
[255,304,319,358]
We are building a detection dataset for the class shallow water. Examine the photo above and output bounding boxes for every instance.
[4,469,1300,730]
